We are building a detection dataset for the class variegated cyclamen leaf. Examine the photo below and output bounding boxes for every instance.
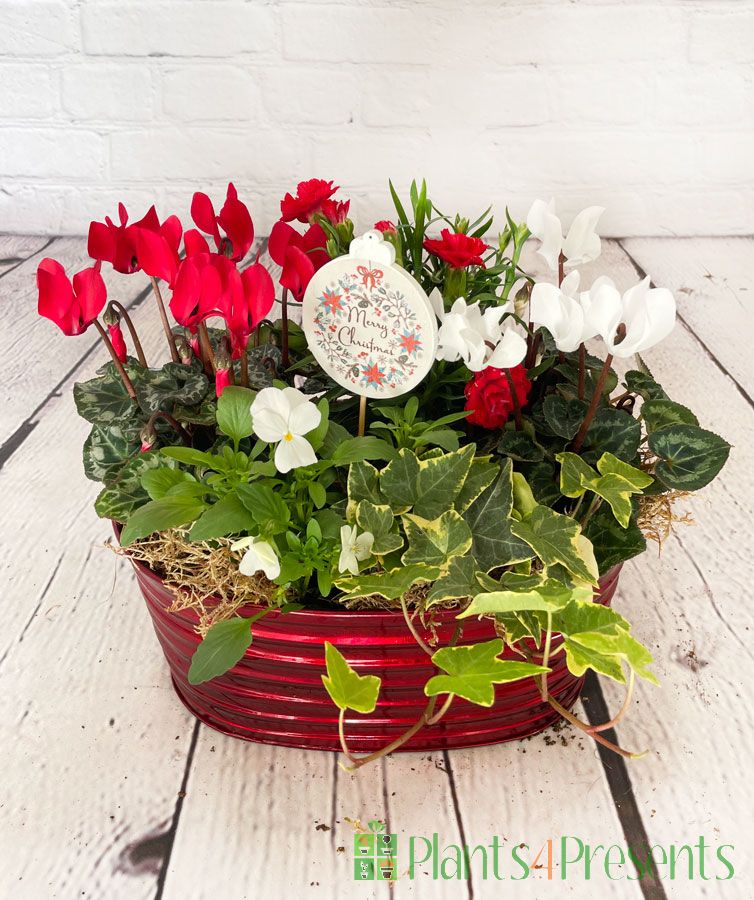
[648,424,731,492]
[83,423,142,485]
[401,510,472,566]
[135,363,209,417]
[74,369,140,426]
[94,452,179,522]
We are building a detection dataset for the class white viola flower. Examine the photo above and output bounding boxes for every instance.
[529,271,616,353]
[429,289,526,372]
[526,199,605,271]
[588,276,676,358]
[338,525,374,576]
[250,386,321,474]
[231,536,281,581]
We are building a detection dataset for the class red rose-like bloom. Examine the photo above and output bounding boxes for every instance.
[268,220,329,301]
[37,258,107,336]
[374,220,397,235]
[88,203,182,283]
[280,179,338,224]
[191,183,254,262]
[464,365,532,430]
[320,198,350,225]
[423,229,489,269]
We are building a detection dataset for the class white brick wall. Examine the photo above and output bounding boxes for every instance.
[1,0,753,236]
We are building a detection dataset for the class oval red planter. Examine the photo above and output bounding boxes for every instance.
[124,536,621,753]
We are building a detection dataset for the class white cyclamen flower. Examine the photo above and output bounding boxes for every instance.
[338,525,374,576]
[526,199,605,271]
[588,276,677,358]
[530,271,615,353]
[231,536,281,581]
[428,289,526,372]
[250,386,321,474]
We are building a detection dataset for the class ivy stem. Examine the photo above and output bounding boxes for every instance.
[572,353,614,453]
[577,343,586,400]
[547,694,647,760]
[197,322,216,375]
[426,693,454,726]
[92,320,137,400]
[338,708,358,764]
[539,612,553,700]
[341,697,440,772]
[149,276,179,363]
[503,368,523,431]
[580,494,602,530]
[107,300,147,367]
[401,596,434,657]
[281,288,290,368]
[588,670,635,734]
[145,411,191,445]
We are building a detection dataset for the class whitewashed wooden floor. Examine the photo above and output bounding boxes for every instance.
[1,235,752,900]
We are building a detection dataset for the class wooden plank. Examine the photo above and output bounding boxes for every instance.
[0,234,50,278]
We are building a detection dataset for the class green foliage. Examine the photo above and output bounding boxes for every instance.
[584,504,646,572]
[334,564,441,603]
[94,452,179,522]
[216,385,255,445]
[648,424,731,491]
[510,505,598,585]
[402,510,472,566]
[120,492,208,546]
[355,501,403,555]
[369,396,467,453]
[188,617,253,685]
[321,642,381,713]
[557,451,653,528]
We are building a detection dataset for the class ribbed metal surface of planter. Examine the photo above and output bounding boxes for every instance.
[126,542,621,753]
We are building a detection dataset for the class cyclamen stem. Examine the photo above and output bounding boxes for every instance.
[281,288,290,368]
[92,320,137,400]
[197,322,216,375]
[503,368,523,431]
[149,277,180,363]
[577,343,586,401]
[107,300,147,367]
[240,352,249,388]
[572,353,614,453]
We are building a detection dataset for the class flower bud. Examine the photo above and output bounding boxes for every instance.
[184,327,201,358]
[139,424,156,453]
[108,322,127,363]
[174,334,193,365]
[214,348,232,398]
[374,221,402,258]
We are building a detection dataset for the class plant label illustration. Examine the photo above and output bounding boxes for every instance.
[302,230,438,399]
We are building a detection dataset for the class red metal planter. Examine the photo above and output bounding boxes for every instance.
[126,544,621,753]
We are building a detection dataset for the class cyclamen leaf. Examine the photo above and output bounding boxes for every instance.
[136,363,209,417]
[188,493,256,542]
[321,642,381,714]
[414,445,475,520]
[74,369,139,425]
[188,617,253,685]
[83,423,142,485]
[624,370,668,402]
[583,407,641,462]
[648,424,730,492]
[510,505,598,585]
[402,510,472,566]
[216,386,255,443]
[496,430,545,463]
[94,452,179,522]
[425,639,548,707]
[585,504,646,572]
[334,565,441,603]
[543,395,588,440]
[379,448,420,513]
[641,399,698,432]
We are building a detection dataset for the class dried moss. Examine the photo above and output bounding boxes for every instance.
[638,490,694,547]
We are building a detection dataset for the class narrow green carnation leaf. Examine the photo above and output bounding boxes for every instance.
[216,385,255,443]
[641,399,698,432]
[649,424,731,491]
[402,510,472,566]
[511,505,598,585]
[321,641,381,713]
[120,494,207,546]
[379,448,420,513]
[414,445,475,520]
[425,639,547,706]
[188,493,256,542]
[188,617,253,685]
[334,564,441,603]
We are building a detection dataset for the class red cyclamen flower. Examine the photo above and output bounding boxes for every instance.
[280,179,338,224]
[464,364,532,430]
[108,323,128,363]
[423,229,489,269]
[37,258,107,336]
[268,221,329,301]
[190,183,254,262]
[88,204,182,284]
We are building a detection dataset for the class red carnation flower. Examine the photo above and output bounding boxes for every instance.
[374,220,397,235]
[88,203,182,283]
[280,179,338,224]
[321,198,351,225]
[268,220,329,301]
[37,258,107,336]
[423,229,489,269]
[464,364,532,430]
[191,183,254,262]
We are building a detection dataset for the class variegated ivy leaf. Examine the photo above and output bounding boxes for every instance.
[321,642,381,714]
[458,578,593,619]
[556,451,653,528]
[425,639,548,707]
[462,459,533,572]
[454,457,498,512]
[401,510,472,566]
[334,564,441,603]
[425,555,480,607]
[379,448,420,513]
[355,501,403,555]
[510,505,599,585]
[552,601,658,685]
[347,460,383,508]
[414,444,475,520]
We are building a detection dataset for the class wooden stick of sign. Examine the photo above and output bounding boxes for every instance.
[358,395,367,437]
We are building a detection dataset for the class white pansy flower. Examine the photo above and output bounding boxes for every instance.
[530,271,616,353]
[231,536,281,581]
[428,289,526,373]
[250,386,321,474]
[338,525,374,576]
[588,276,676,358]
[526,199,605,271]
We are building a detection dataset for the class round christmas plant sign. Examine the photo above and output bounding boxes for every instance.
[301,231,438,399]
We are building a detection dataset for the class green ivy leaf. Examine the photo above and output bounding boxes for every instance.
[511,505,598,585]
[648,424,730,491]
[355,501,403,555]
[543,395,588,440]
[321,642,381,714]
[557,451,653,528]
[188,493,256,542]
[584,504,646,572]
[402,510,472,566]
[334,564,441,603]
[379,448,420,513]
[462,460,533,572]
[216,385,255,444]
[641,399,698,432]
[425,639,547,706]
[120,493,208,546]
[188,617,253,685]
[414,445,475,519]
[459,579,592,618]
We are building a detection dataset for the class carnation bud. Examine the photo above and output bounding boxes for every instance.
[374,221,401,257]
